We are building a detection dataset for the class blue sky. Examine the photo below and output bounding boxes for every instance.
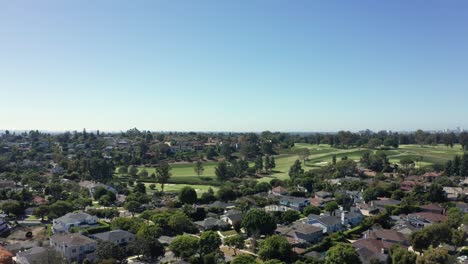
[1,1,467,132]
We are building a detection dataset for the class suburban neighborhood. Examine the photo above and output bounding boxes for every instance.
[0,129,468,264]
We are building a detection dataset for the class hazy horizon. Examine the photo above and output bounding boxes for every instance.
[1,1,467,132]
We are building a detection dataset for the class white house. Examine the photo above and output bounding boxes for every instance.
[50,233,97,263]
[52,212,98,234]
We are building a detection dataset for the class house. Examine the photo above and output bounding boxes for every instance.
[353,229,409,264]
[443,187,467,201]
[0,246,13,264]
[221,210,243,226]
[32,196,47,205]
[194,217,229,231]
[365,229,409,246]
[329,207,364,227]
[307,214,344,234]
[50,234,97,263]
[14,247,48,264]
[315,191,333,200]
[24,207,37,217]
[406,212,447,228]
[455,202,468,213]
[309,191,335,208]
[370,198,401,211]
[279,195,310,211]
[355,203,379,216]
[205,201,235,210]
[264,205,292,212]
[421,171,443,182]
[400,181,418,192]
[92,230,134,245]
[276,222,323,246]
[271,186,288,196]
[52,212,98,234]
[420,204,445,215]
[79,181,117,198]
[0,180,16,190]
[391,221,419,235]
[353,239,389,264]
[0,219,10,236]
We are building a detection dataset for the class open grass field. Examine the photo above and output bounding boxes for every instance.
[141,183,218,196]
[118,143,464,188]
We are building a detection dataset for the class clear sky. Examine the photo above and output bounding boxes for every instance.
[1,0,467,132]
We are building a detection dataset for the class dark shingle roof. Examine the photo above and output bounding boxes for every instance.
[93,229,134,242]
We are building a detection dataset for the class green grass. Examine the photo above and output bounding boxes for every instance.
[119,143,464,186]
[259,143,464,182]
[141,182,218,196]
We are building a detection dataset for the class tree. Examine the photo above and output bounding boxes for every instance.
[194,160,204,177]
[217,186,237,202]
[324,201,338,213]
[254,156,263,173]
[96,241,127,264]
[416,247,450,264]
[118,166,128,174]
[258,235,292,262]
[460,132,468,150]
[390,245,416,264]
[269,156,276,171]
[33,205,49,221]
[461,153,468,176]
[124,201,141,216]
[368,138,382,149]
[242,209,276,236]
[231,254,258,264]
[297,148,310,163]
[1,201,23,216]
[131,235,165,262]
[179,186,198,204]
[451,228,466,251]
[168,211,194,235]
[156,163,171,192]
[400,157,415,175]
[254,182,271,193]
[133,182,146,194]
[325,243,361,264]
[426,184,446,203]
[224,235,245,255]
[48,201,74,219]
[289,160,303,179]
[215,161,231,181]
[133,225,164,261]
[303,205,321,216]
[446,207,463,228]
[281,210,300,224]
[264,156,271,172]
[169,235,200,259]
[199,231,222,256]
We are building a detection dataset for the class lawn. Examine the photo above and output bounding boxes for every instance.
[118,144,464,186]
[141,182,218,196]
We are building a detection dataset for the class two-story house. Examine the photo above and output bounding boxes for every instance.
[307,214,344,234]
[276,222,323,247]
[52,212,98,234]
[92,230,135,246]
[279,195,310,211]
[50,234,97,263]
